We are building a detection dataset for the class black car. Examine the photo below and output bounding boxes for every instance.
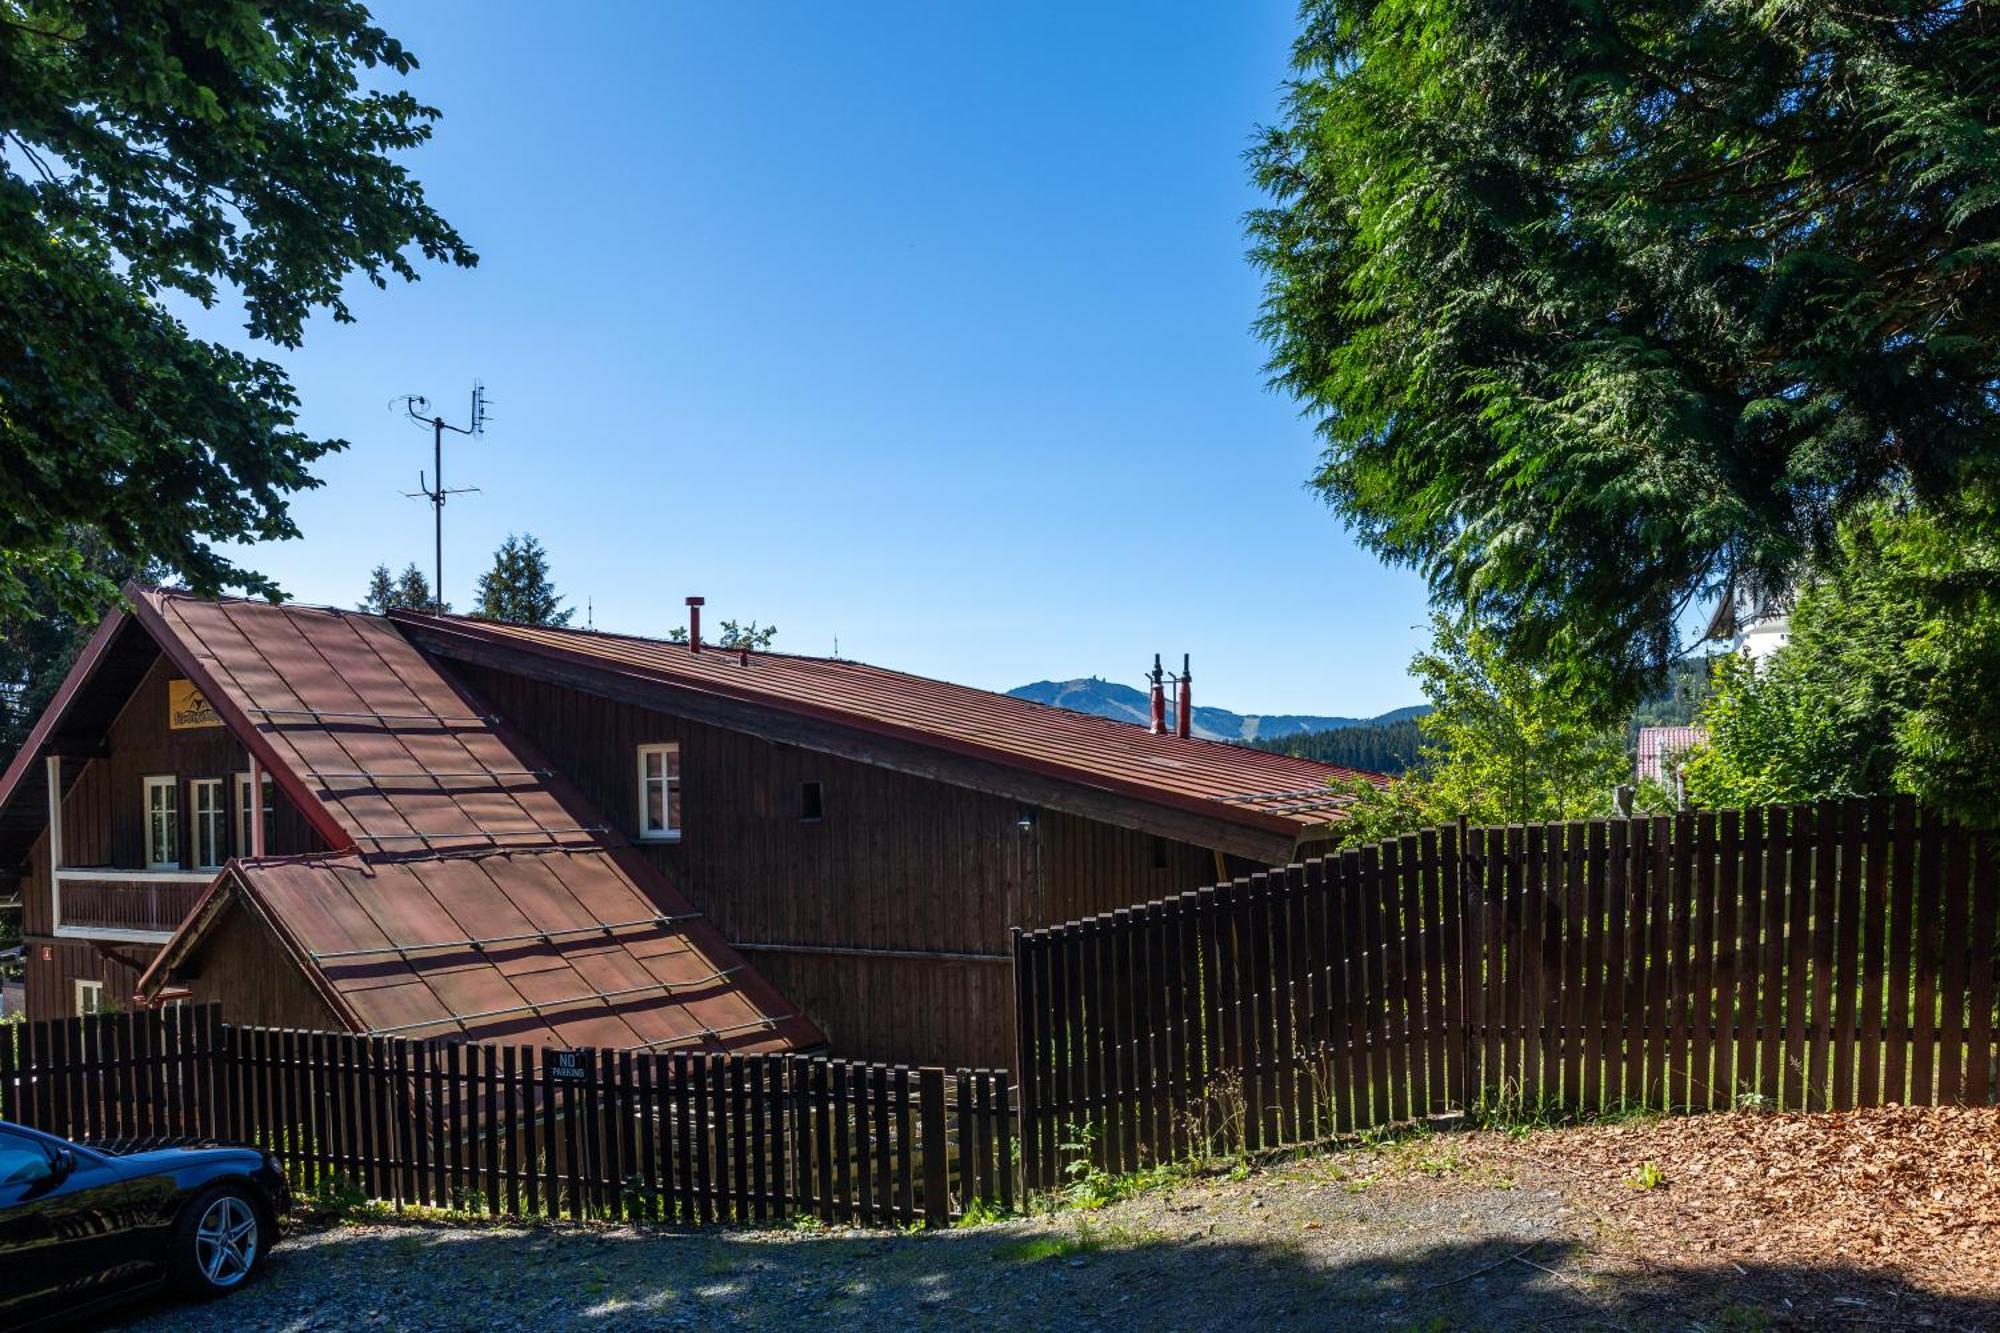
[0,1121,291,1329]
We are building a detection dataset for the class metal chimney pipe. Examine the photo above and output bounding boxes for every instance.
[1176,654,1192,739]
[1149,654,1166,735]
[686,596,705,653]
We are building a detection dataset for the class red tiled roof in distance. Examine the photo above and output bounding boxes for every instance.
[390,613,1387,840]
[1636,725,1707,785]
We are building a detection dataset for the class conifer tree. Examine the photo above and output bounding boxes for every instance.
[472,535,571,627]
[1250,2,2000,702]
[357,563,447,615]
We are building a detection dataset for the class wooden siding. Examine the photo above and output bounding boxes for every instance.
[20,654,323,1016]
[450,662,1247,1067]
[21,937,156,1022]
[174,903,342,1030]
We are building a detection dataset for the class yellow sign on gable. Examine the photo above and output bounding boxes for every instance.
[168,678,222,730]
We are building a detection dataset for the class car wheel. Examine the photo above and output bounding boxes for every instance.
[170,1184,266,1297]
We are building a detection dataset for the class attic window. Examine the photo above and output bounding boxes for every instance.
[800,781,824,823]
[636,743,681,841]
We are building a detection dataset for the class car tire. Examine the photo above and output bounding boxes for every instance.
[169,1183,268,1298]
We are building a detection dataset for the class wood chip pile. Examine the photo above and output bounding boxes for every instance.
[1498,1105,2000,1301]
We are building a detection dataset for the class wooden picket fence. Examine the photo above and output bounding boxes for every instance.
[0,1008,1013,1226]
[1012,797,2000,1189]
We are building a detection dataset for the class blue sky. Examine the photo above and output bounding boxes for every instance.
[187,2,1433,717]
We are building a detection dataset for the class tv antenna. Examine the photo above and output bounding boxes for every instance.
[397,382,490,614]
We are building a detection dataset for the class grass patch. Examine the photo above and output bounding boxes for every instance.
[998,1216,1156,1264]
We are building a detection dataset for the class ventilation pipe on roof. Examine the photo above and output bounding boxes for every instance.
[1149,654,1167,735]
[1176,654,1192,739]
[686,596,704,653]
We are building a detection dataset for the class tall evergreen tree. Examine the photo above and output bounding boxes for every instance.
[357,562,446,615]
[1249,2,2000,704]
[472,534,571,627]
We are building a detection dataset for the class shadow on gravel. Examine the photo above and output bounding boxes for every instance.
[110,1221,2000,1332]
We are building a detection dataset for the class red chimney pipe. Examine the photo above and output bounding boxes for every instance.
[1176,653,1192,739]
[686,595,705,653]
[1149,653,1166,735]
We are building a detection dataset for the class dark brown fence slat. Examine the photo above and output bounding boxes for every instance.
[1809,802,1839,1111]
[1913,808,1944,1106]
[1689,812,1716,1111]
[1938,825,1971,1105]
[1832,799,1864,1111]
[1783,806,1814,1111]
[1712,810,1740,1112]
[1858,798,1890,1108]
[1967,830,1996,1107]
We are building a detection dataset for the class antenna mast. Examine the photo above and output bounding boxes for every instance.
[399,382,490,613]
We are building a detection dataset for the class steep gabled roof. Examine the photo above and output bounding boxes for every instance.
[154,850,798,1050]
[391,613,1382,861]
[0,609,162,881]
[18,585,816,1054]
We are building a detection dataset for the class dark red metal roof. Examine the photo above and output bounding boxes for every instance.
[391,612,1386,839]
[127,587,817,1053]
[208,851,800,1051]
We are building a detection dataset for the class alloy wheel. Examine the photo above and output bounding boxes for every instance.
[194,1194,258,1287]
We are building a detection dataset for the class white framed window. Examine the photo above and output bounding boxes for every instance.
[636,743,681,841]
[75,979,106,1017]
[191,778,226,871]
[143,776,180,869]
[234,771,274,857]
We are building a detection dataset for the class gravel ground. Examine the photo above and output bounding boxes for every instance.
[110,1109,2000,1332]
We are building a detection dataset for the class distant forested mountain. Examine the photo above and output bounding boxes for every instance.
[1008,677,1426,744]
[1628,657,1720,736]
[1249,717,1424,776]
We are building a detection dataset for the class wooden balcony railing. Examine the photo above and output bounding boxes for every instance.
[54,871,212,942]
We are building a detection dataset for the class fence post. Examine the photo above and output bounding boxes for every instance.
[1010,926,1038,1199]
[0,1009,15,1124]
[919,1067,948,1226]
[1454,815,1476,1110]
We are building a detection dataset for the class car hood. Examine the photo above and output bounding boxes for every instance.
[102,1141,267,1172]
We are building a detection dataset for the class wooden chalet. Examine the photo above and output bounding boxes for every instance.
[0,585,1379,1068]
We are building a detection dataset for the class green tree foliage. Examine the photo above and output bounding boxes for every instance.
[717,619,776,651]
[357,563,447,616]
[1326,615,1627,846]
[666,617,777,649]
[1,0,474,623]
[1683,498,2000,822]
[1252,717,1423,776]
[472,534,572,627]
[1249,2,2000,699]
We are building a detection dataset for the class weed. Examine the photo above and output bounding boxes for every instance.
[1625,1160,1666,1191]
[999,1216,1154,1264]
[296,1171,369,1220]
[1711,1302,1774,1332]
[788,1212,828,1235]
[954,1197,1009,1228]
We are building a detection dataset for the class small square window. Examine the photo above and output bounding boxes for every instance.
[800,781,824,823]
[636,743,681,841]
[75,979,106,1017]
